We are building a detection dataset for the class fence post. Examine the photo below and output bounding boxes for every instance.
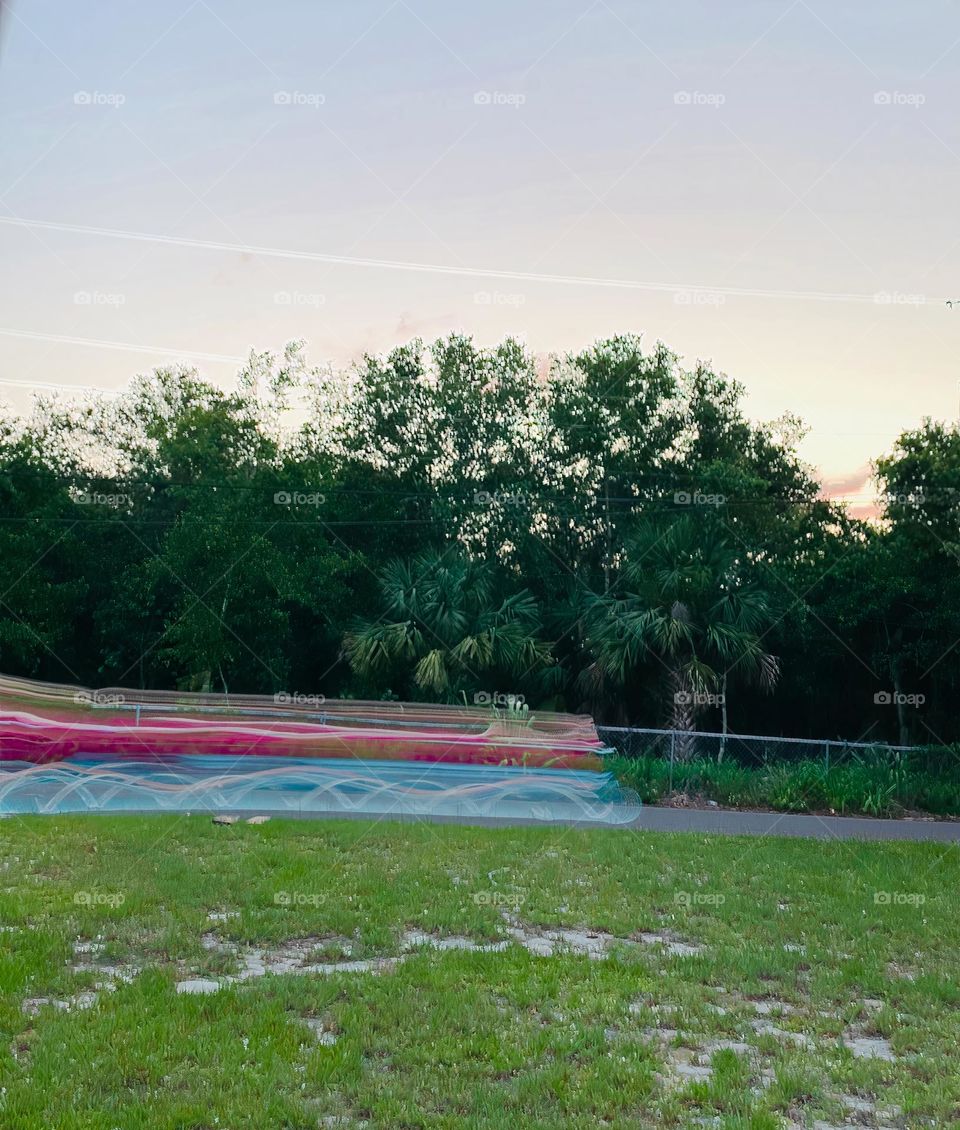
[824,740,830,773]
[669,731,675,794]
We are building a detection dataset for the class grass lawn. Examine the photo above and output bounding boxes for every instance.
[0,815,957,1128]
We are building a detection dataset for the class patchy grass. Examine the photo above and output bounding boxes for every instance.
[0,814,956,1127]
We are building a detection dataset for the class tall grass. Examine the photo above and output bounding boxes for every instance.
[607,747,960,817]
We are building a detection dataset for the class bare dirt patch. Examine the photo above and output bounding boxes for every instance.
[844,1034,896,1061]
[637,930,703,957]
[503,922,633,959]
[64,918,696,1003]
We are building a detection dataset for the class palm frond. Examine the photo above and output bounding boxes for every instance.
[414,648,451,694]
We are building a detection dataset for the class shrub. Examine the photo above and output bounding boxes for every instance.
[607,751,960,818]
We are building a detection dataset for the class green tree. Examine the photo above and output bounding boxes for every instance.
[581,517,780,748]
[0,425,87,679]
[343,549,557,704]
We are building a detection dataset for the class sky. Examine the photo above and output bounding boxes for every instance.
[0,0,958,506]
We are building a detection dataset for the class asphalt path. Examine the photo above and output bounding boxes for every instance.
[159,804,960,841]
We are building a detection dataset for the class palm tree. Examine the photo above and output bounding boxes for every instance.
[583,518,779,757]
[343,549,557,703]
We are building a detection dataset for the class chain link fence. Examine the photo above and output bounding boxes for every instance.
[597,726,918,775]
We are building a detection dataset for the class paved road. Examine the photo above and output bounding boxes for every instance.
[188,805,960,842]
[622,805,960,842]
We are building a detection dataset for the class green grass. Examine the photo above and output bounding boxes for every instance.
[609,752,960,817]
[0,814,957,1127]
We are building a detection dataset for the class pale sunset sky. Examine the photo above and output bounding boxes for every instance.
[1,1,959,508]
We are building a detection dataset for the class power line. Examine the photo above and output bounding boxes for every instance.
[0,214,924,306]
[0,328,245,365]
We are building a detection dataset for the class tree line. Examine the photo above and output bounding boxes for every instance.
[0,334,957,747]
